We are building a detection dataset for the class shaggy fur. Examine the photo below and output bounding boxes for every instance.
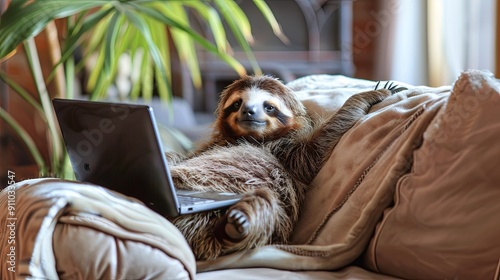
[168,144,305,260]
[167,75,398,260]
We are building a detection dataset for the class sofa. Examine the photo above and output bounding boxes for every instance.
[1,69,499,279]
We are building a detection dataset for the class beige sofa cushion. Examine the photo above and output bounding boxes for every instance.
[363,70,500,279]
[53,216,192,279]
[0,178,196,279]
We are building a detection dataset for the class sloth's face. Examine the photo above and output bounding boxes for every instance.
[220,87,296,142]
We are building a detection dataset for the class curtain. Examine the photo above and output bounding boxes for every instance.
[497,0,500,76]
[375,0,496,86]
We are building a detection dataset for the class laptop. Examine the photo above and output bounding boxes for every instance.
[52,98,242,217]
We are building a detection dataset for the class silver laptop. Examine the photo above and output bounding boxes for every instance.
[52,98,241,217]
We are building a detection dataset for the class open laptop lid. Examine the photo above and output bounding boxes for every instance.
[52,98,182,217]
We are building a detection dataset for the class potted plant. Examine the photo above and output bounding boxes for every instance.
[0,0,285,180]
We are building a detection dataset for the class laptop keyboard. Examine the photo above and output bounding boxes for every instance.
[177,195,215,206]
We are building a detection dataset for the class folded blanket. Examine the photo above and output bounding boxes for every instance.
[197,70,499,275]
[0,178,196,279]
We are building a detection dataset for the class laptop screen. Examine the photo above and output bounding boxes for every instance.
[52,99,180,217]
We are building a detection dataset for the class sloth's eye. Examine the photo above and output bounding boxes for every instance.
[233,101,241,109]
[264,104,275,112]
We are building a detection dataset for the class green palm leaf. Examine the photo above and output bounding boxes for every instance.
[121,5,172,100]
[23,38,64,169]
[214,0,261,74]
[158,2,202,89]
[127,2,247,76]
[0,0,285,179]
[182,1,227,52]
[252,0,289,44]
[0,107,47,175]
[0,71,44,116]
[0,0,110,58]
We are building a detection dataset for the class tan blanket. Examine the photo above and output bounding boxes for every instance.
[0,178,196,279]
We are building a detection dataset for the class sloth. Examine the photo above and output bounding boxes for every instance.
[167,76,404,260]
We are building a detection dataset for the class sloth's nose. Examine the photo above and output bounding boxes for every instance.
[242,105,256,116]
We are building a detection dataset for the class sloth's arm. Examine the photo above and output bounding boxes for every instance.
[270,83,406,185]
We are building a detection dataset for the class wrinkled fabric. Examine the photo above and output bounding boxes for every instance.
[197,266,402,280]
[0,179,195,279]
[364,69,500,279]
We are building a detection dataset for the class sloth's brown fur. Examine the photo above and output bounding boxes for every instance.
[167,75,394,260]
[168,144,305,260]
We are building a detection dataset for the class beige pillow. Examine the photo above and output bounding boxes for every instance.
[363,70,500,279]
